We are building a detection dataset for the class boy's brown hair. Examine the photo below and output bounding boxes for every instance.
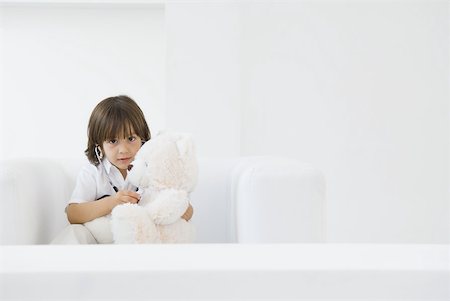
[85,95,151,165]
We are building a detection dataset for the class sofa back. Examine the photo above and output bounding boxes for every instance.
[1,156,326,245]
[0,158,78,244]
[0,157,241,244]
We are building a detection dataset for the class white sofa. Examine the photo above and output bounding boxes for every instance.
[1,157,447,300]
[0,156,326,244]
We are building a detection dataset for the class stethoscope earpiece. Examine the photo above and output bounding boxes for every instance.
[95,145,103,160]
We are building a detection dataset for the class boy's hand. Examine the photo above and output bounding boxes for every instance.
[181,204,193,221]
[113,190,141,206]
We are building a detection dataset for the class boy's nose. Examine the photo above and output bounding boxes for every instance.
[118,142,129,153]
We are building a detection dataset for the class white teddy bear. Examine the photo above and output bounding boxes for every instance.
[84,132,198,243]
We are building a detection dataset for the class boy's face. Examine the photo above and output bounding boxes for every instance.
[102,133,142,175]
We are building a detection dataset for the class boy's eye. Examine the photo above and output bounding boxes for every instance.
[108,139,118,144]
[128,136,137,142]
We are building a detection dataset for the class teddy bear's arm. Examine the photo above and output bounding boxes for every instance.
[147,189,189,225]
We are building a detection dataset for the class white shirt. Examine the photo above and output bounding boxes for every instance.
[69,159,130,204]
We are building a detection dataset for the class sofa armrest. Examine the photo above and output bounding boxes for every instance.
[230,157,326,243]
[0,159,74,245]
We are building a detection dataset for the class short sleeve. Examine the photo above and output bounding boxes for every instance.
[68,164,97,204]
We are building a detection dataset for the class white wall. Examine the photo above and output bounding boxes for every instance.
[165,1,449,243]
[1,0,448,243]
[239,2,449,244]
[0,4,165,159]
[165,2,242,157]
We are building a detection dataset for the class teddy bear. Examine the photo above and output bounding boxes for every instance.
[83,132,198,243]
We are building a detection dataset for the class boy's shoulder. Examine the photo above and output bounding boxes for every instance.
[79,162,101,177]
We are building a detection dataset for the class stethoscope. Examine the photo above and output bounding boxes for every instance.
[95,145,140,194]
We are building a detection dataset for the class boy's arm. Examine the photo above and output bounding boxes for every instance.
[66,197,116,224]
[67,191,141,224]
[68,197,193,224]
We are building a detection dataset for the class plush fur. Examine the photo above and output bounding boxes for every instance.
[84,132,198,244]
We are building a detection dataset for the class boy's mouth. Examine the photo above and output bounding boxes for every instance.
[117,157,131,163]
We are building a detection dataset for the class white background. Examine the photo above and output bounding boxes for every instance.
[0,0,448,244]
[0,3,166,159]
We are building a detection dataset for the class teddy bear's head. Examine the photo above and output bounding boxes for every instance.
[127,132,198,193]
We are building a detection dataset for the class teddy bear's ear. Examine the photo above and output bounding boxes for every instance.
[176,134,194,158]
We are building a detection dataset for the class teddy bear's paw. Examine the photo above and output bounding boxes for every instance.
[111,203,159,244]
[158,219,195,243]
[148,189,189,225]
